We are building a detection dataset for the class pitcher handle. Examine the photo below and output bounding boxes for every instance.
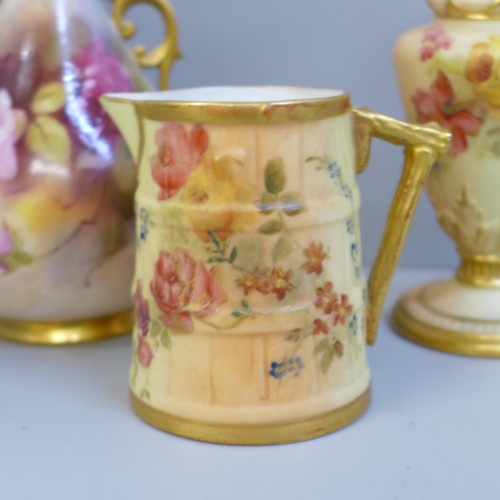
[352,108,450,346]
[113,0,181,90]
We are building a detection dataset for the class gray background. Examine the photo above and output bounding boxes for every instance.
[104,0,457,269]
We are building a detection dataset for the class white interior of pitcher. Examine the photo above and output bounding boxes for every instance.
[105,86,346,103]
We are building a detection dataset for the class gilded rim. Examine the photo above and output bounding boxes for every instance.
[432,0,500,19]
[131,387,371,445]
[392,298,500,357]
[0,310,133,345]
[102,86,352,124]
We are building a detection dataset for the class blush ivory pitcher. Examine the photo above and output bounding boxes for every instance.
[101,86,450,445]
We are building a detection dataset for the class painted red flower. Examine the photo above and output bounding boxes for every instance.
[133,280,150,337]
[150,249,226,332]
[315,281,338,315]
[313,319,329,336]
[150,123,209,200]
[137,336,154,367]
[332,294,353,326]
[271,268,294,300]
[301,242,328,275]
[412,71,484,155]
[420,26,453,61]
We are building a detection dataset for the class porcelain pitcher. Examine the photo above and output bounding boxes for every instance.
[101,86,450,444]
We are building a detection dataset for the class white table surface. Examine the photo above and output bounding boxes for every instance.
[1,267,499,500]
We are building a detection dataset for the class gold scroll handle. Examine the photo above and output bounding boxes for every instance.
[353,108,451,346]
[113,0,181,90]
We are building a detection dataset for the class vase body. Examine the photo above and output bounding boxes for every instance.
[393,0,500,356]
[101,86,449,444]
[0,0,150,343]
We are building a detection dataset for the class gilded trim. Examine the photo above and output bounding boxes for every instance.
[0,310,133,345]
[457,254,500,287]
[432,0,500,20]
[103,90,351,124]
[392,299,500,357]
[131,387,371,445]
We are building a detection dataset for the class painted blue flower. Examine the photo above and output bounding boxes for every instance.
[351,243,359,262]
[139,207,149,241]
[269,361,288,379]
[288,357,304,377]
[342,183,353,200]
[328,161,341,179]
[349,314,358,335]
[346,218,354,235]
[269,357,305,379]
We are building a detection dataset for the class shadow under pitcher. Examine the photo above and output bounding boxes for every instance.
[101,86,450,445]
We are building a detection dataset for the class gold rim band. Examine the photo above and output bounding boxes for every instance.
[457,255,500,287]
[131,387,371,445]
[0,310,133,345]
[392,299,500,357]
[433,0,500,19]
[104,90,351,124]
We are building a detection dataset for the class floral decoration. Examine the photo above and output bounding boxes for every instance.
[133,125,363,397]
[421,25,453,61]
[150,123,209,200]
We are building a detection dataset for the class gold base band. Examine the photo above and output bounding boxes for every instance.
[457,255,500,288]
[131,387,371,445]
[392,299,500,358]
[0,310,133,345]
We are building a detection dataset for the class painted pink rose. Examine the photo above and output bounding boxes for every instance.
[413,71,484,155]
[150,249,227,332]
[133,281,150,337]
[137,336,154,367]
[150,123,209,200]
[0,89,18,180]
[0,224,13,272]
[421,25,453,61]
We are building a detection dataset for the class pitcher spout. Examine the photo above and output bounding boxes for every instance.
[100,95,141,162]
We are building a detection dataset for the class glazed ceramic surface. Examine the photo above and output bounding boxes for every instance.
[0,0,179,343]
[102,86,449,444]
[393,0,500,356]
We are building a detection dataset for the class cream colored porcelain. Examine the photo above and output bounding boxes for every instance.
[394,0,500,356]
[101,86,449,444]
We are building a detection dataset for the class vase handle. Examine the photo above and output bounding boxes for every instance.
[352,108,450,345]
[113,0,181,90]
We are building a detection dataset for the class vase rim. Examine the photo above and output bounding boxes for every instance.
[429,0,500,19]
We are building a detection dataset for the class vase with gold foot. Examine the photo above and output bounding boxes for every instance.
[393,0,500,357]
[0,0,180,344]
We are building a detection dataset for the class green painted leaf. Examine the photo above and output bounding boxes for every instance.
[161,330,172,349]
[272,236,293,264]
[234,238,261,271]
[314,338,330,355]
[487,126,500,137]
[492,139,500,157]
[320,348,335,374]
[259,192,279,214]
[229,247,238,263]
[140,389,151,400]
[334,340,344,357]
[208,231,221,248]
[306,156,324,163]
[264,157,286,194]
[281,192,306,216]
[241,300,251,311]
[258,219,284,235]
[150,321,162,338]
[232,309,244,318]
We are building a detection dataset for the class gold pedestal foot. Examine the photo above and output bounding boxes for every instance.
[0,310,133,345]
[130,387,371,445]
[392,280,500,357]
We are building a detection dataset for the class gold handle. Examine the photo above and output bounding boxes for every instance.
[353,108,451,346]
[437,0,500,19]
[113,0,181,90]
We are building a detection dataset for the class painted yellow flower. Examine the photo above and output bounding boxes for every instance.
[466,36,500,117]
[181,148,259,242]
